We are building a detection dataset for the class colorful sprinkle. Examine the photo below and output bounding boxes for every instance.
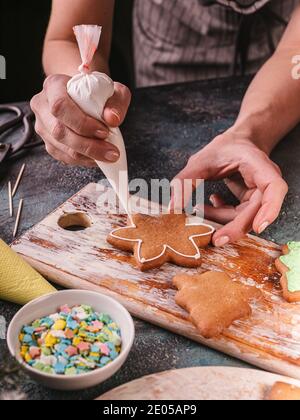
[60,305,71,314]
[29,347,41,359]
[65,329,74,339]
[19,305,122,376]
[77,342,90,353]
[65,346,78,357]
[45,333,57,348]
[99,343,110,356]
[53,319,66,331]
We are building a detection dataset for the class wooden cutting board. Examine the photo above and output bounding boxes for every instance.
[11,183,300,378]
[97,367,300,400]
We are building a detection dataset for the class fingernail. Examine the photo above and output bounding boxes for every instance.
[110,109,121,123]
[95,130,108,139]
[105,150,120,162]
[258,221,269,234]
[215,236,230,247]
[209,195,216,206]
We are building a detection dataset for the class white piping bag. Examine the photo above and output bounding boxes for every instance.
[67,25,130,218]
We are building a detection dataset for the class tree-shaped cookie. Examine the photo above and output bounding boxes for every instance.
[173,271,262,338]
[275,242,300,303]
[107,213,214,271]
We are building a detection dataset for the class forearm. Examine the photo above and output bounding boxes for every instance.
[43,40,110,77]
[42,0,114,77]
[230,6,300,155]
[231,49,300,154]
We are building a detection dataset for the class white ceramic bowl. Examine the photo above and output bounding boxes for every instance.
[7,290,135,391]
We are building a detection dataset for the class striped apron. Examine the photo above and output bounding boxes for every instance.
[133,0,299,87]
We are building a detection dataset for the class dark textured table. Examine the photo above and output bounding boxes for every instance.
[0,77,299,400]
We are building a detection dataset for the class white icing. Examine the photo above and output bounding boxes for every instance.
[110,219,215,264]
[67,72,113,121]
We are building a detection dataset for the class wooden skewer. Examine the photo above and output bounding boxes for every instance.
[8,181,13,217]
[13,199,24,238]
[12,163,26,197]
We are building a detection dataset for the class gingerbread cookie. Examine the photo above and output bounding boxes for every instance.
[173,271,262,339]
[275,242,300,303]
[107,213,214,271]
[267,382,300,401]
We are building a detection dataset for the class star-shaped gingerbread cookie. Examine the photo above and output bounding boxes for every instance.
[107,213,214,271]
[173,271,262,338]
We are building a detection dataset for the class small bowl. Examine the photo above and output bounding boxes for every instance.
[7,290,135,391]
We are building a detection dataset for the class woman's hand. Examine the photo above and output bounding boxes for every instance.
[30,74,131,167]
[172,130,288,246]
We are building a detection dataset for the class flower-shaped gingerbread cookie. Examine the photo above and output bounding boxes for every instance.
[107,213,214,271]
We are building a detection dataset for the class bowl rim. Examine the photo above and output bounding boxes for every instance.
[7,289,135,381]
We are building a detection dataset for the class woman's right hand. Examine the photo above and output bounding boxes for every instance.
[30,74,131,167]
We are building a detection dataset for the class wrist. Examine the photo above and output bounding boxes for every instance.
[227,118,273,155]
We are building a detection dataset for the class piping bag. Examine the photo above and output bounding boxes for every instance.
[67,25,131,219]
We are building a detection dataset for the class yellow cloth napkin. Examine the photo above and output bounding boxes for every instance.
[0,239,56,305]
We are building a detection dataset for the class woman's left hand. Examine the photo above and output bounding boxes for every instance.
[171,130,288,247]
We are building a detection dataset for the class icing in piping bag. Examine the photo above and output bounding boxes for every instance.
[67,25,131,218]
